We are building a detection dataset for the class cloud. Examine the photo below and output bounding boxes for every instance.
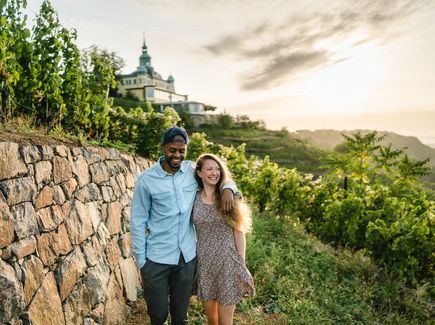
[204,22,273,55]
[204,35,246,55]
[204,0,434,90]
[241,50,330,90]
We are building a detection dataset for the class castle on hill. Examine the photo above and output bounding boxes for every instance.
[116,40,205,115]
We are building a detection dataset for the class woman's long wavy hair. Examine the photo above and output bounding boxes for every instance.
[195,153,252,233]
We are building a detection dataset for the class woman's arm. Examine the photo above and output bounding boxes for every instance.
[234,229,246,261]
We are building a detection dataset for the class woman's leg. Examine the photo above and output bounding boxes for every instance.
[217,304,235,325]
[203,300,218,325]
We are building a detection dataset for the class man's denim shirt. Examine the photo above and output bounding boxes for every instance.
[131,157,237,269]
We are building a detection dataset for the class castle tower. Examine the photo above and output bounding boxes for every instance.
[137,38,153,74]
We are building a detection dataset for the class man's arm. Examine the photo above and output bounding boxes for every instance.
[221,179,240,212]
[131,177,151,269]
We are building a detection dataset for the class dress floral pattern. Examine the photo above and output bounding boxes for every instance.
[192,192,255,305]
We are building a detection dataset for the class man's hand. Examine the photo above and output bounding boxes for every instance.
[221,188,234,212]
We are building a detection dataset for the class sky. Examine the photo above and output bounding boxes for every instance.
[25,0,435,143]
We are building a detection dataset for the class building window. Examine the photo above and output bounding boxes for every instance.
[146,88,155,98]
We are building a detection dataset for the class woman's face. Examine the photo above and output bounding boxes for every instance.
[197,158,221,187]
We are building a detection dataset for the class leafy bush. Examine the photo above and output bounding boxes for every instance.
[298,132,434,284]
[108,104,180,159]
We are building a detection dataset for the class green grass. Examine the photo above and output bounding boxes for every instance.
[0,116,136,154]
[186,212,433,324]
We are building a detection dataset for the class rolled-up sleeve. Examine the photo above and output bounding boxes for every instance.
[131,176,150,269]
[222,179,240,196]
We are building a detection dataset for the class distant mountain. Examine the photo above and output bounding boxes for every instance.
[418,136,435,149]
[293,129,435,167]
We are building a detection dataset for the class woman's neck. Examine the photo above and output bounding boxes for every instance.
[201,185,216,204]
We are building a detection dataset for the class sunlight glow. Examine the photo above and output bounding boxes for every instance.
[301,39,385,114]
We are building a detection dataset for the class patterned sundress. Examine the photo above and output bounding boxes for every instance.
[192,192,255,305]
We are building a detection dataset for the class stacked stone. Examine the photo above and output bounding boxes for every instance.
[0,141,150,325]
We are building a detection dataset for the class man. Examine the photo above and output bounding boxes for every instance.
[131,126,237,325]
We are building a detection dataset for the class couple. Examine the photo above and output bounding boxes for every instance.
[131,127,255,325]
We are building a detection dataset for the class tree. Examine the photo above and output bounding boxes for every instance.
[0,0,32,121]
[203,104,217,112]
[217,113,234,129]
[59,27,91,134]
[95,47,125,97]
[29,0,67,126]
[81,46,117,140]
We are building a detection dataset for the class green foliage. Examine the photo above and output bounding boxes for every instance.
[1,0,120,140]
[185,132,214,160]
[299,132,435,283]
[0,0,32,121]
[200,129,434,286]
[176,108,195,130]
[80,46,117,140]
[250,156,281,212]
[327,132,385,184]
[365,194,435,282]
[108,104,180,159]
[203,104,216,112]
[59,28,91,135]
[216,113,234,128]
[218,143,255,195]
[113,97,148,111]
[29,0,67,126]
[300,128,435,187]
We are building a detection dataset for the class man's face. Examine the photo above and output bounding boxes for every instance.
[162,141,187,173]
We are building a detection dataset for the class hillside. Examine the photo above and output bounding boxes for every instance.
[191,125,327,174]
[192,123,435,182]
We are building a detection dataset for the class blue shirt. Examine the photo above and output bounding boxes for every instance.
[131,157,238,269]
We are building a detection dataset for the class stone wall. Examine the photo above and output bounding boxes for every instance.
[0,141,151,324]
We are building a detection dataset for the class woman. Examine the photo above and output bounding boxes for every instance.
[192,153,255,325]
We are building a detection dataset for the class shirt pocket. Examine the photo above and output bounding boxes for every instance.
[182,183,198,193]
[151,191,173,214]
[180,183,198,212]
